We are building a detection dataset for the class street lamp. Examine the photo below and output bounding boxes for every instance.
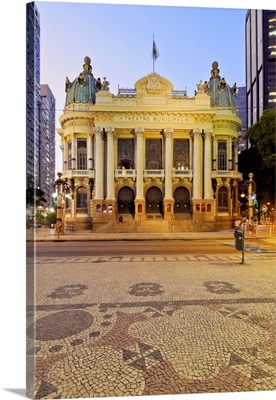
[53,172,70,237]
[239,173,257,229]
[248,172,254,226]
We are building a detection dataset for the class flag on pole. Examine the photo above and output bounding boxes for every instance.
[152,38,159,60]
[152,36,159,73]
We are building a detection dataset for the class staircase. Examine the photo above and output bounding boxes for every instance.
[92,215,216,233]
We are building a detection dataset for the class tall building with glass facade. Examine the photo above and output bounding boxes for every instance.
[39,85,56,206]
[236,86,247,152]
[26,3,56,207]
[26,2,40,190]
[246,9,276,128]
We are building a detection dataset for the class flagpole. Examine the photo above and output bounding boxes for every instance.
[153,34,155,73]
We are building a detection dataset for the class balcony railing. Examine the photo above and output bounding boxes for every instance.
[62,170,95,179]
[172,169,193,178]
[144,170,165,178]
[211,170,242,179]
[61,168,241,181]
[115,169,136,178]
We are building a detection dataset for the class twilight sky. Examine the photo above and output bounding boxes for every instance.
[35,0,276,171]
[38,0,247,116]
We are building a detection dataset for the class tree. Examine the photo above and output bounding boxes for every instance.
[26,188,47,208]
[245,109,276,168]
[239,109,276,215]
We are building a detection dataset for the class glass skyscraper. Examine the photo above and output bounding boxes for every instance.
[26,2,41,190]
[246,9,276,128]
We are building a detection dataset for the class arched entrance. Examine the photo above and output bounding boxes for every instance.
[146,186,163,214]
[76,186,88,213]
[174,187,191,214]
[117,187,135,215]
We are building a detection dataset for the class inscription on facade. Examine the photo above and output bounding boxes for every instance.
[121,116,188,122]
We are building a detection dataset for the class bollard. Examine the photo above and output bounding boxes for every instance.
[234,229,245,264]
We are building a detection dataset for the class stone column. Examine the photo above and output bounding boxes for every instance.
[94,127,104,200]
[63,140,67,172]
[227,138,232,170]
[234,142,238,171]
[106,127,115,200]
[192,129,202,199]
[212,137,217,170]
[135,127,144,200]
[204,130,213,199]
[163,128,173,199]
[87,135,93,170]
[134,127,145,221]
[163,128,174,221]
[71,136,77,170]
[189,137,193,170]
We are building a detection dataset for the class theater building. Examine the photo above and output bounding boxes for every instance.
[57,57,242,232]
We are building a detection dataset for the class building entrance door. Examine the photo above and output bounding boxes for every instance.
[146,186,163,214]
[117,187,135,214]
[174,187,191,213]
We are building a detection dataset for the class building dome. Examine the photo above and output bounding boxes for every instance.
[64,56,102,106]
[204,61,237,108]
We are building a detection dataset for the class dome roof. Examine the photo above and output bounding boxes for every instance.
[64,56,102,106]
[203,61,237,108]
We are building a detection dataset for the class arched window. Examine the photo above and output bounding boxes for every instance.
[218,186,228,212]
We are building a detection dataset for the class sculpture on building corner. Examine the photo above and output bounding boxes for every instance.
[101,77,110,91]
[210,61,220,79]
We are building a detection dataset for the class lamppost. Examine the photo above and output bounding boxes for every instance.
[239,172,256,230]
[248,172,254,226]
[53,172,70,237]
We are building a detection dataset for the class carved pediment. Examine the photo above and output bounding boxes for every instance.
[134,73,173,97]
[146,73,161,94]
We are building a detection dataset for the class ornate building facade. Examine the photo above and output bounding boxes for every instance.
[57,57,242,231]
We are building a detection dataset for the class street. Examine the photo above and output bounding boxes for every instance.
[31,239,238,257]
[26,236,276,399]
[28,235,276,258]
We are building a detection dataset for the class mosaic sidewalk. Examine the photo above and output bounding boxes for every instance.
[26,255,276,399]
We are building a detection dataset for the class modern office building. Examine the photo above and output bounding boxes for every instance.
[235,86,248,152]
[26,3,56,208]
[39,85,56,206]
[246,9,276,128]
[26,2,40,190]
[56,57,242,232]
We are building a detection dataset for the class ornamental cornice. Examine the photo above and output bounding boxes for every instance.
[116,131,134,138]
[75,133,88,138]
[92,112,114,122]
[213,116,241,129]
[60,113,94,127]
[144,132,163,138]
[173,130,191,138]
[194,114,214,124]
[216,135,229,140]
